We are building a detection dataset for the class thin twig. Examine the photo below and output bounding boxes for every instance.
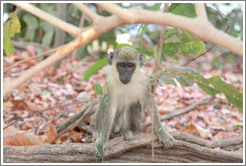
[3,100,97,130]
[151,3,169,159]
[144,95,213,128]
[4,46,62,73]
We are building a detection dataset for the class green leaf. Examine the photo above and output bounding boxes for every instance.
[183,73,243,111]
[96,140,104,157]
[169,3,197,18]
[3,13,21,37]
[212,57,222,70]
[3,38,14,56]
[160,67,199,86]
[116,43,132,48]
[163,43,179,60]
[233,125,243,128]
[150,3,162,11]
[83,58,108,81]
[3,12,21,56]
[164,28,206,56]
[180,41,206,55]
[94,82,103,96]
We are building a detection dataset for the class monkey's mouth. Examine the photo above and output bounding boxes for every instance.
[120,79,130,84]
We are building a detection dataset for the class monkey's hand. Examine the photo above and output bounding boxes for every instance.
[156,128,174,149]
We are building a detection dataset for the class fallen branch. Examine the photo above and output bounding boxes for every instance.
[144,96,213,128]
[3,100,95,130]
[56,101,98,135]
[3,131,243,163]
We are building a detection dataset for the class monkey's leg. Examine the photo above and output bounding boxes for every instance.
[147,95,174,149]
[93,97,106,141]
[129,101,143,131]
[121,106,133,140]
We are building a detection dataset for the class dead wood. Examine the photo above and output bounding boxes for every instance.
[3,131,243,163]
[55,101,98,135]
[144,96,213,128]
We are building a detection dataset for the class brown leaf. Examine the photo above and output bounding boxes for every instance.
[182,123,209,138]
[3,124,44,146]
[44,127,57,144]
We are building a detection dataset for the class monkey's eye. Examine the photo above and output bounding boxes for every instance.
[128,64,134,68]
[119,63,126,68]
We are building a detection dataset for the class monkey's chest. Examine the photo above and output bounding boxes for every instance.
[112,82,146,107]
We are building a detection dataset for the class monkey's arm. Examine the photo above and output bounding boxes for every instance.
[146,92,174,149]
[94,95,116,154]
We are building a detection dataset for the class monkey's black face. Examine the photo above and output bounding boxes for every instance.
[116,62,136,84]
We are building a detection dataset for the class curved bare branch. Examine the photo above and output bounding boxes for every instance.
[12,3,80,36]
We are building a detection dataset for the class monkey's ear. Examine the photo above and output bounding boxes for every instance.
[108,52,114,65]
[139,53,143,67]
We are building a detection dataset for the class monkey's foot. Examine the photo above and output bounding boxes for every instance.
[122,130,133,140]
[157,130,174,149]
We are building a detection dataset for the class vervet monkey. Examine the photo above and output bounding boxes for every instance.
[93,46,174,154]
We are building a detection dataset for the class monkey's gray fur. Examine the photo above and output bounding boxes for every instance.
[93,46,174,154]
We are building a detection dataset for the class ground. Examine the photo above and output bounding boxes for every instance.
[2,45,243,150]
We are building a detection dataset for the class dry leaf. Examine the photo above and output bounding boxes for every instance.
[182,123,210,138]
[44,126,57,144]
[3,123,44,146]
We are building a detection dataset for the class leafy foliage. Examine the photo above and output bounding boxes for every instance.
[160,67,199,86]
[168,3,197,18]
[3,12,21,56]
[212,57,222,70]
[159,67,243,111]
[163,28,206,60]
[184,73,243,111]
[83,58,108,81]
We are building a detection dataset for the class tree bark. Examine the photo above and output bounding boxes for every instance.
[3,132,243,163]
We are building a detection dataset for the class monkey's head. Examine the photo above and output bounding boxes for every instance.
[108,46,143,85]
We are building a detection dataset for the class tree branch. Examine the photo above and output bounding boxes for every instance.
[3,132,243,163]
[144,96,213,128]
[5,2,242,97]
[96,3,136,24]
[195,3,207,19]
[73,3,100,22]
[97,3,242,56]
[12,3,80,36]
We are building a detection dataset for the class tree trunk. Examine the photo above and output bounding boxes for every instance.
[3,132,243,163]
[53,3,67,68]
